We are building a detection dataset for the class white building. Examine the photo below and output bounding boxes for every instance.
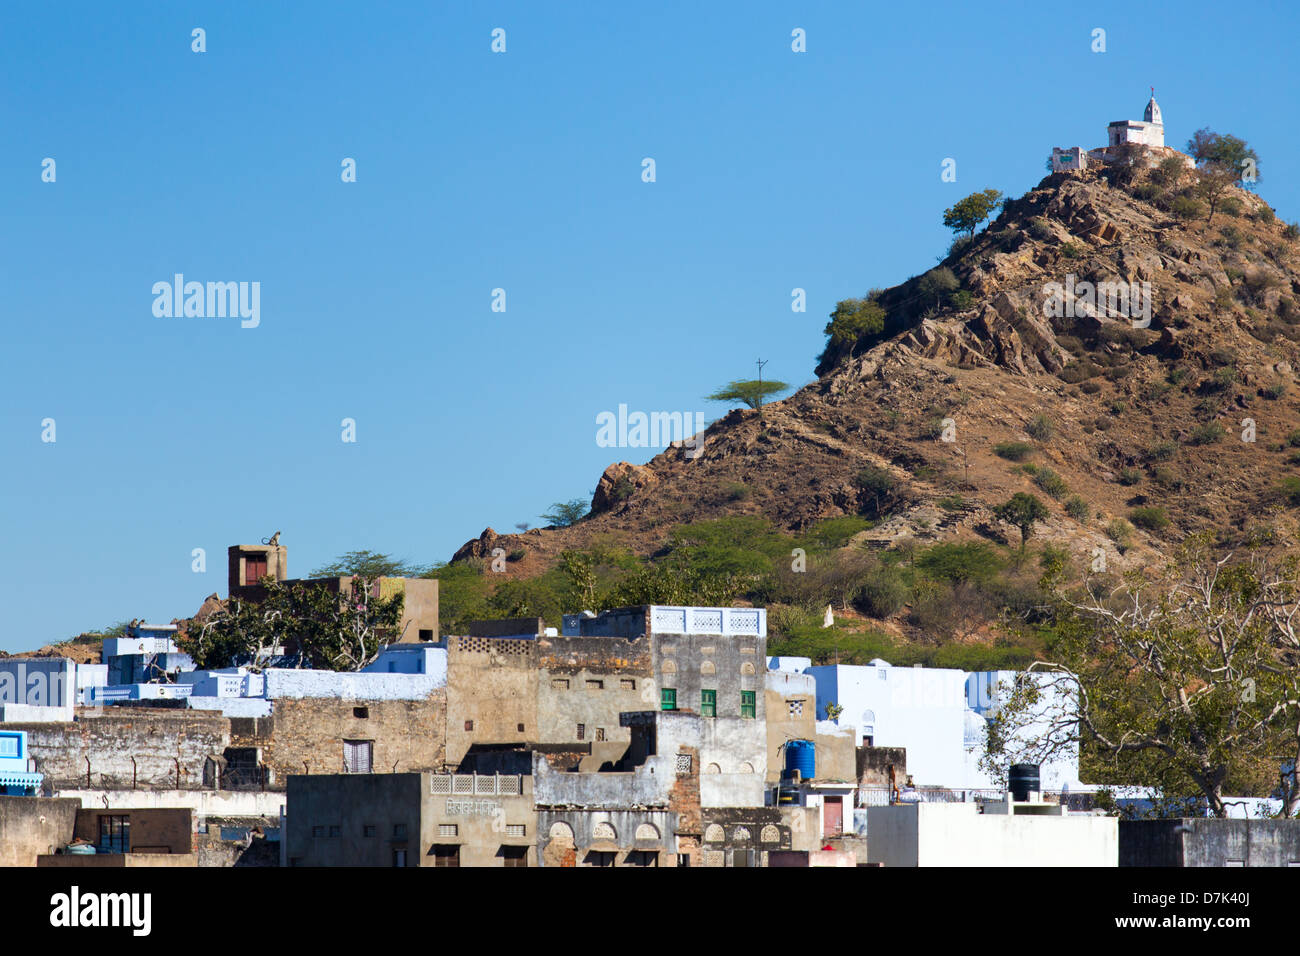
[805,660,970,787]
[1051,91,1185,173]
[867,799,1118,866]
[779,660,1086,792]
[1107,91,1164,148]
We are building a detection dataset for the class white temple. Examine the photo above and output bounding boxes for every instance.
[1050,90,1186,173]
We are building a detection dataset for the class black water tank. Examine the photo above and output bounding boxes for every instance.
[1008,763,1040,801]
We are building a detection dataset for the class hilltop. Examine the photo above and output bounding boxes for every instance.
[448,154,1300,655]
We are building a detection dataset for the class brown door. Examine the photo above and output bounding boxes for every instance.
[823,796,843,836]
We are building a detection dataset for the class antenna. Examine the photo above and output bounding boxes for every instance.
[756,359,768,416]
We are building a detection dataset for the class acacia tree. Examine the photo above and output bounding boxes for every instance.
[987,541,1300,817]
[309,550,429,578]
[706,379,792,412]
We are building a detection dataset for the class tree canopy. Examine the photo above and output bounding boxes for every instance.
[1187,128,1259,184]
[987,540,1300,817]
[309,550,429,578]
[541,498,588,527]
[994,492,1049,550]
[824,297,886,354]
[705,379,792,411]
[942,188,1004,237]
[181,577,406,672]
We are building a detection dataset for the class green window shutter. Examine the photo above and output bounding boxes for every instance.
[701,689,716,717]
[740,691,756,719]
[661,688,676,711]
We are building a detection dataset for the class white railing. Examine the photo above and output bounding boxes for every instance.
[649,606,766,637]
[430,773,523,796]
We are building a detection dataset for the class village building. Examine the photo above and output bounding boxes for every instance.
[284,771,536,867]
[1051,91,1193,173]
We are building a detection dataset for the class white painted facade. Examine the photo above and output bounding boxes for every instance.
[805,661,970,787]
[867,801,1118,866]
[772,661,1086,791]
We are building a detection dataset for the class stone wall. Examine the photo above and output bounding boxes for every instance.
[234,692,446,782]
[445,637,538,767]
[0,796,80,866]
[15,709,232,791]
[536,634,652,748]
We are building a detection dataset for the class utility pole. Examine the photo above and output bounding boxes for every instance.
[756,358,768,417]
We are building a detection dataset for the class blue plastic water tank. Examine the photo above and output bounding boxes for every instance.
[785,739,816,781]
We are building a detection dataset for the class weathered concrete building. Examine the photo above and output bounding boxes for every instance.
[1120,818,1300,867]
[0,795,80,866]
[285,771,536,867]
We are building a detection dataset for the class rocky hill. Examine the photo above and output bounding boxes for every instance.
[457,157,1300,590]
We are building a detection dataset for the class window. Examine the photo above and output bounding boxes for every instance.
[393,849,407,867]
[312,826,324,838]
[552,678,569,690]
[0,734,20,758]
[353,706,369,719]
[432,845,460,867]
[625,851,658,867]
[328,825,341,838]
[587,851,615,868]
[418,629,434,642]
[661,688,677,711]
[675,753,693,774]
[788,699,804,718]
[501,845,529,867]
[576,724,585,741]
[464,720,474,731]
[98,815,130,854]
[740,691,756,719]
[620,679,636,690]
[506,824,526,837]
[701,689,716,717]
[244,554,267,585]
[343,739,373,773]
[393,824,407,839]
[439,824,458,837]
[595,728,605,742]
[363,825,376,837]
[586,680,603,690]
[517,723,525,732]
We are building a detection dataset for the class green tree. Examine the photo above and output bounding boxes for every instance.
[916,267,960,310]
[994,492,1050,551]
[943,188,1004,237]
[310,550,429,578]
[541,499,588,527]
[855,465,898,518]
[824,297,886,356]
[706,379,792,411]
[182,577,406,671]
[1187,129,1259,184]
[988,541,1300,817]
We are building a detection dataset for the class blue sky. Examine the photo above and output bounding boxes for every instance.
[3,1,1297,650]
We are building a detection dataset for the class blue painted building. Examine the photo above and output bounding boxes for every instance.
[0,730,43,795]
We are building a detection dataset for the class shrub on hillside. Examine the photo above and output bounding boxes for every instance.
[994,441,1035,462]
[1026,414,1055,441]
[1033,467,1069,499]
[1129,506,1171,531]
